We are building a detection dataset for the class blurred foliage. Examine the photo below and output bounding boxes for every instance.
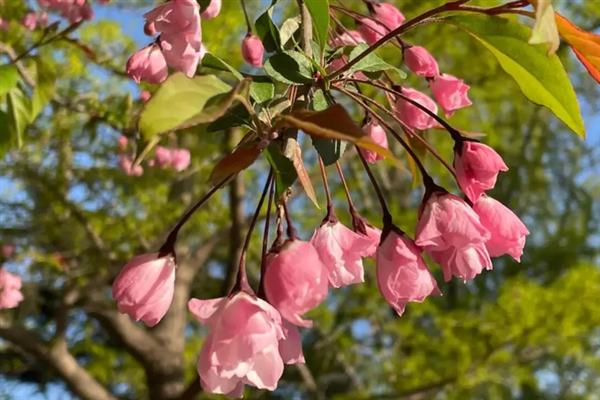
[0,0,599,399]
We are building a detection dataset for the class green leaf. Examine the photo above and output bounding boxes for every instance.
[207,103,251,133]
[201,53,243,80]
[265,143,297,200]
[0,110,11,157]
[347,43,406,77]
[279,16,301,46]
[30,59,56,121]
[255,7,281,53]
[304,0,329,52]
[0,65,19,98]
[139,73,231,139]
[447,15,585,137]
[7,88,31,149]
[264,51,314,84]
[250,78,275,104]
[311,89,345,165]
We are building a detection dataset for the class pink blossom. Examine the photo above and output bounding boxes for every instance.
[361,119,388,164]
[454,140,509,203]
[370,2,405,31]
[38,0,93,24]
[329,30,365,47]
[170,148,191,171]
[140,90,152,102]
[117,135,128,151]
[358,18,387,45]
[279,320,305,364]
[429,73,472,116]
[376,230,440,315]
[242,33,265,67]
[154,146,173,168]
[362,223,382,257]
[415,192,492,282]
[0,269,24,309]
[1,244,15,259]
[188,292,285,396]
[112,253,175,326]
[201,0,222,19]
[404,46,439,78]
[119,155,143,176]
[473,196,529,261]
[311,220,374,288]
[144,0,203,78]
[22,12,38,31]
[126,44,168,84]
[264,240,329,327]
[394,87,438,130]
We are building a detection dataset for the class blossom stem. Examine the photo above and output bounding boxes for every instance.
[335,161,356,213]
[240,0,252,33]
[318,156,335,220]
[355,147,392,227]
[158,176,231,258]
[234,169,273,294]
[282,200,298,240]
[258,176,275,298]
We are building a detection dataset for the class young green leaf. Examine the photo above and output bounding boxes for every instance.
[139,73,231,139]
[7,88,31,149]
[255,6,281,53]
[202,53,243,80]
[347,43,406,77]
[447,15,585,137]
[304,0,329,52]
[265,143,297,201]
[30,59,56,121]
[250,78,275,104]
[264,51,314,84]
[0,65,19,98]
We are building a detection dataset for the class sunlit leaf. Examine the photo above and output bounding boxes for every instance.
[556,13,600,84]
[30,59,56,121]
[264,51,314,84]
[304,0,329,52]
[7,88,30,148]
[448,15,585,137]
[284,137,319,208]
[529,0,559,54]
[0,64,19,98]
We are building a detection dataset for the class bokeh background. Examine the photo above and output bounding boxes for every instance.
[1,0,599,399]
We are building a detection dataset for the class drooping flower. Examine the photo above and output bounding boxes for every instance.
[311,220,374,288]
[119,155,144,176]
[170,148,191,172]
[126,44,168,84]
[0,269,24,309]
[415,191,493,282]
[154,146,173,168]
[369,2,405,31]
[140,90,152,102]
[279,320,305,365]
[188,292,285,396]
[241,33,265,67]
[394,87,439,130]
[429,73,472,116]
[263,240,329,327]
[376,230,440,315]
[201,0,222,19]
[22,12,38,31]
[38,0,94,23]
[112,253,176,326]
[404,45,439,78]
[117,135,128,151]
[454,140,509,203]
[473,196,529,261]
[360,119,389,164]
[358,18,387,45]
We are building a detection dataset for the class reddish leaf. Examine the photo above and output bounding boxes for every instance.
[556,13,600,84]
[209,145,262,185]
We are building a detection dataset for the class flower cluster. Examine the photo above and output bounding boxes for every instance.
[117,135,191,176]
[37,0,96,24]
[0,245,24,310]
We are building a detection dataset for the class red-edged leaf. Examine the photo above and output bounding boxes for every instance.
[209,145,262,185]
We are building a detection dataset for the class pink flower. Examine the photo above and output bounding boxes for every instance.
[264,240,329,327]
[170,148,191,171]
[119,155,143,176]
[429,73,472,116]
[117,135,128,151]
[112,253,176,326]
[201,0,221,19]
[126,44,168,84]
[242,33,265,67]
[144,0,203,78]
[404,46,439,78]
[329,30,365,47]
[394,86,438,130]
[0,17,9,31]
[415,192,492,282]
[154,146,173,168]
[358,18,387,45]
[188,292,285,396]
[473,196,529,261]
[360,119,388,164]
[376,230,440,315]
[39,0,93,23]
[279,320,305,364]
[140,90,152,102]
[22,12,38,31]
[362,224,382,257]
[0,269,24,309]
[370,2,405,31]
[311,220,374,288]
[1,244,15,259]
[454,140,509,203]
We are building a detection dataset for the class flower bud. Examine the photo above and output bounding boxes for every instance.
[112,253,176,326]
[454,140,508,203]
[264,240,329,327]
[370,2,405,31]
[126,44,168,84]
[429,73,472,116]
[358,18,387,45]
[404,45,439,78]
[361,119,388,164]
[201,0,222,19]
[119,155,143,176]
[0,269,24,309]
[170,148,191,172]
[242,33,265,67]
[393,86,438,130]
